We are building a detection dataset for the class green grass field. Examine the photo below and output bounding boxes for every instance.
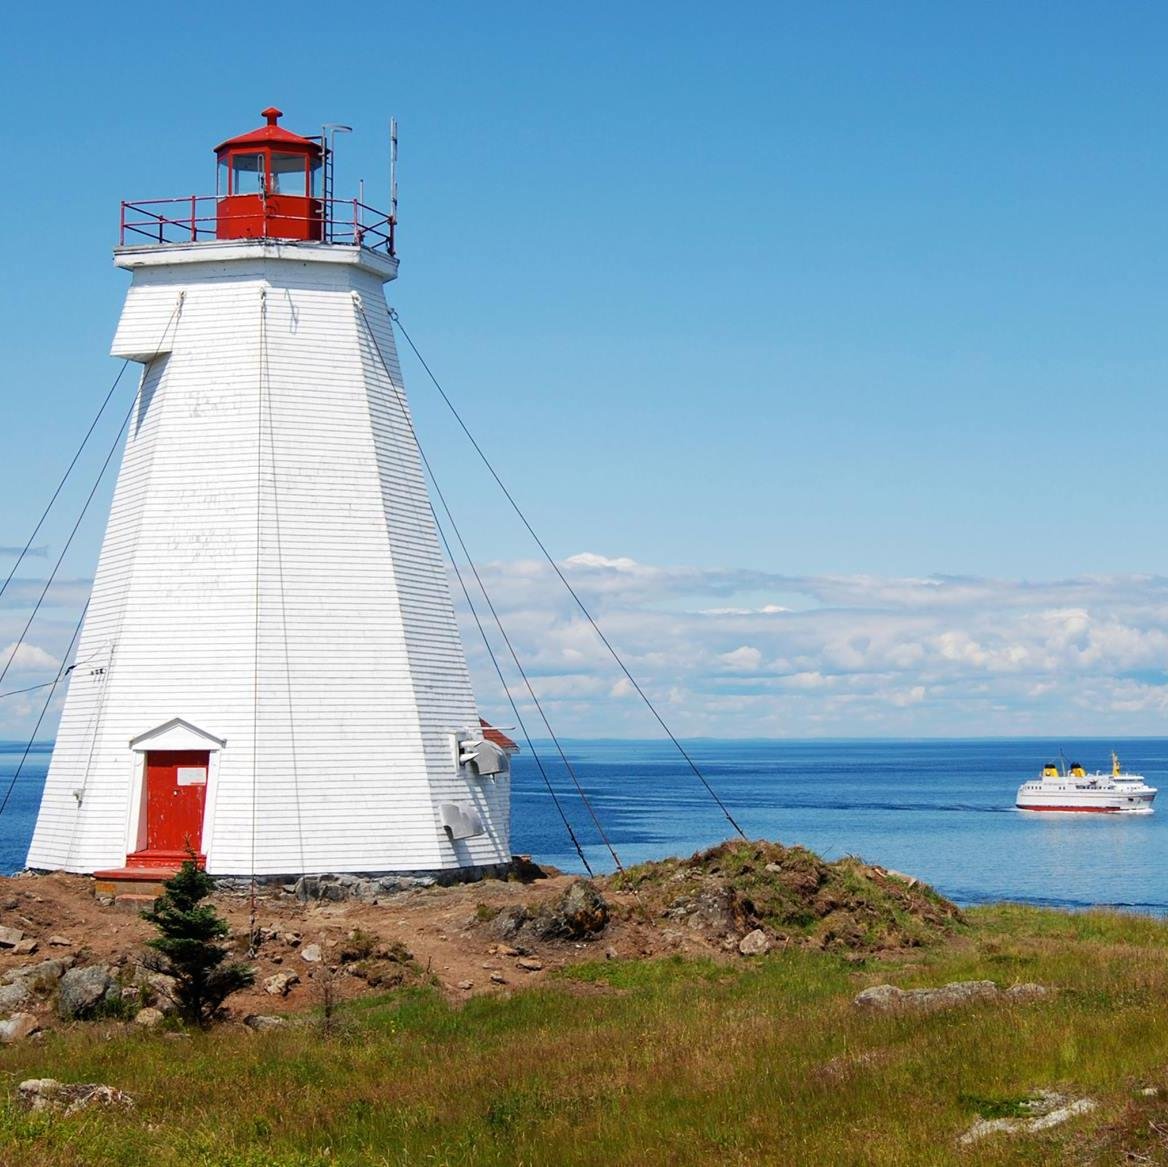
[3,906,1168,1166]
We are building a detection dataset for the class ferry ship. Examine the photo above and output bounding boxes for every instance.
[1015,752,1156,814]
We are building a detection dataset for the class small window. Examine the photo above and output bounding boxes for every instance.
[308,158,322,197]
[231,153,266,195]
[270,153,306,195]
[216,155,229,198]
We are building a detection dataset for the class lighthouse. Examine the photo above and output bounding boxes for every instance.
[26,108,513,879]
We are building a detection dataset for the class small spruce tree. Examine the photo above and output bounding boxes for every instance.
[141,858,255,1026]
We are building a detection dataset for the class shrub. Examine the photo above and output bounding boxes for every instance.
[141,859,255,1027]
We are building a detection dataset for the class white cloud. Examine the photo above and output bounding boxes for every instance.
[10,554,1168,739]
[458,556,1168,736]
[719,646,762,672]
[0,642,59,674]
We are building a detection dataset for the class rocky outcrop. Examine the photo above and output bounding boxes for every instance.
[530,881,609,941]
[486,881,610,944]
[18,1078,134,1115]
[854,980,1053,1012]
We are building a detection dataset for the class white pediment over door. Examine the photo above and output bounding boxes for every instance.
[129,718,226,753]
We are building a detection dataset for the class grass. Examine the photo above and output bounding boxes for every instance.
[3,906,1168,1165]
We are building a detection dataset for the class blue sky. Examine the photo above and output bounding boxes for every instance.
[3,2,1168,737]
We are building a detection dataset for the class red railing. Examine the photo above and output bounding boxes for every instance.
[119,196,396,254]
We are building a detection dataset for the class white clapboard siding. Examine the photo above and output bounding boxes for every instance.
[26,241,510,875]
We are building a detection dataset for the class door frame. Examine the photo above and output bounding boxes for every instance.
[125,719,225,863]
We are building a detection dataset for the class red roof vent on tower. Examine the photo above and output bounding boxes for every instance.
[214,106,323,242]
[480,718,519,754]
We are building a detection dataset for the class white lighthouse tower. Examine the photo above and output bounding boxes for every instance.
[27,108,513,880]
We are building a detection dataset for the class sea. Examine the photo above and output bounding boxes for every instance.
[3,737,1167,912]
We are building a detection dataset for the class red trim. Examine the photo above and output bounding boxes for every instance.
[1016,804,1123,813]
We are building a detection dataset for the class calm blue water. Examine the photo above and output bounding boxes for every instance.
[3,738,1167,911]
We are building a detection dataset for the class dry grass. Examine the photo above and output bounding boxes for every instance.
[2,905,1168,1165]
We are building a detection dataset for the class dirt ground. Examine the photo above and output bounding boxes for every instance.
[0,841,963,1030]
[0,867,705,1025]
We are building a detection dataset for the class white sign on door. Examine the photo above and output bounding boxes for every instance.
[176,768,207,786]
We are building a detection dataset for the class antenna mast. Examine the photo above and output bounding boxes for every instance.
[389,117,398,254]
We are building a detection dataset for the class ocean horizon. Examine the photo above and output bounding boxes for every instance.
[4,736,1167,913]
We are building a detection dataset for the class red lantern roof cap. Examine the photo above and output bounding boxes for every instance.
[214,106,321,155]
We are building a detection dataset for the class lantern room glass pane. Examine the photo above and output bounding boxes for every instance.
[270,153,307,195]
[231,153,265,195]
[216,156,228,198]
[308,159,321,197]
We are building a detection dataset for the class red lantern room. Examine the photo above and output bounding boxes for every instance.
[214,107,323,242]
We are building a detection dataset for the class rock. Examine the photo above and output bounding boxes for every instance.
[3,956,73,985]
[764,862,783,873]
[263,972,299,997]
[1028,1098,1096,1131]
[143,972,177,1010]
[1142,1087,1160,1097]
[959,1117,1016,1144]
[0,1013,39,1043]
[854,980,1000,1012]
[457,980,474,991]
[18,1078,134,1115]
[958,1092,1096,1143]
[0,981,32,1012]
[1004,982,1052,1001]
[244,1014,288,1032]
[529,880,609,941]
[133,1007,164,1028]
[605,947,619,961]
[57,965,117,1020]
[47,936,73,947]
[516,958,543,972]
[488,906,529,940]
[738,929,771,957]
[489,972,506,984]
[0,925,25,947]
[300,943,322,963]
[12,939,37,956]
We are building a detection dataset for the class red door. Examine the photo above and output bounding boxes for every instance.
[139,750,209,859]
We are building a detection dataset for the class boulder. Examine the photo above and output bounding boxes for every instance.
[47,936,73,947]
[57,965,117,1020]
[133,1007,165,1028]
[529,880,609,941]
[3,956,73,985]
[855,980,1002,1012]
[0,982,31,1012]
[18,1079,134,1115]
[263,972,299,997]
[12,939,37,956]
[738,928,771,957]
[0,925,24,947]
[1004,983,1052,1001]
[488,906,529,941]
[516,958,543,972]
[244,1014,288,1032]
[300,943,322,963]
[0,1013,39,1043]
